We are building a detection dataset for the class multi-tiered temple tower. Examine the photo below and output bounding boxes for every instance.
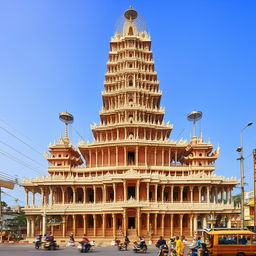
[22,7,239,241]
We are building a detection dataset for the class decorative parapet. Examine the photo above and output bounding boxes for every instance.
[23,200,240,213]
[22,169,239,186]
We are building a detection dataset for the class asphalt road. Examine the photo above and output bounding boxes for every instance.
[0,244,161,256]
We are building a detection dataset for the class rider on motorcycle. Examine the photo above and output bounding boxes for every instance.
[35,234,42,248]
[124,236,130,246]
[138,236,146,248]
[81,234,91,252]
[156,236,166,248]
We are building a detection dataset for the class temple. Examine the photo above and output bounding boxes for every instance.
[22,7,240,241]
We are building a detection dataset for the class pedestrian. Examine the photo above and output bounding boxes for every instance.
[175,236,182,256]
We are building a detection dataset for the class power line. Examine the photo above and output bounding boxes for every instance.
[2,190,24,204]
[0,140,46,169]
[0,118,44,152]
[0,125,43,157]
[72,125,85,141]
[0,149,45,175]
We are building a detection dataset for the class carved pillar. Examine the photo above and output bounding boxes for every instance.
[72,215,76,235]
[136,146,139,166]
[207,186,210,204]
[116,147,118,166]
[124,180,127,201]
[93,185,96,204]
[193,214,198,233]
[62,187,65,204]
[162,185,165,202]
[82,215,87,235]
[124,146,127,166]
[32,190,35,207]
[190,186,193,203]
[93,214,96,237]
[137,208,141,237]
[190,215,193,237]
[31,216,35,237]
[62,216,66,237]
[145,146,147,166]
[154,213,158,235]
[123,210,127,236]
[83,187,86,204]
[72,186,76,204]
[42,214,46,236]
[147,213,150,233]
[103,184,106,203]
[113,183,116,203]
[203,216,207,229]
[50,187,53,206]
[161,214,165,236]
[136,180,140,201]
[161,148,164,166]
[171,185,174,203]
[155,184,158,202]
[147,182,150,202]
[40,188,44,207]
[102,213,106,237]
[180,186,184,203]
[25,189,29,207]
[26,217,31,237]
[170,214,173,237]
[154,148,157,166]
[180,214,183,236]
[199,186,202,203]
[227,215,231,228]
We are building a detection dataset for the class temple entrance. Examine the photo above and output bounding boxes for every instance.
[128,217,135,229]
[128,186,135,199]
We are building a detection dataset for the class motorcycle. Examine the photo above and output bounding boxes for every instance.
[157,244,169,256]
[43,240,59,250]
[169,248,177,256]
[34,240,43,249]
[187,243,210,256]
[78,241,96,253]
[118,242,129,251]
[133,241,147,253]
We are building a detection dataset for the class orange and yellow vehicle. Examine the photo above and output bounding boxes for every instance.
[205,230,256,256]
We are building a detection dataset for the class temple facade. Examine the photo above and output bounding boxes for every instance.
[22,7,240,241]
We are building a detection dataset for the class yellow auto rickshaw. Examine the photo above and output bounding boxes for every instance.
[205,230,256,256]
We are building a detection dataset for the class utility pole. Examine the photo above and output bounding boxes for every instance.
[0,186,2,243]
[237,122,253,230]
[253,149,256,232]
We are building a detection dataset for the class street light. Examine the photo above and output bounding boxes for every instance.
[237,122,253,230]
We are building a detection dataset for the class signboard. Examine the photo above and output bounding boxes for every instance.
[0,179,15,189]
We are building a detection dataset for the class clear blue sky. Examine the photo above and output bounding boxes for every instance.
[0,0,255,206]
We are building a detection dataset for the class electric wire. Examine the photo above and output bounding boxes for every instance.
[0,140,46,168]
[0,149,45,175]
[0,125,43,156]
[2,190,24,204]
[0,118,44,152]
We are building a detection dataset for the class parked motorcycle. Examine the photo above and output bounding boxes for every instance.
[133,241,147,253]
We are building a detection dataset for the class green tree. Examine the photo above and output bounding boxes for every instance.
[233,193,241,207]
[1,201,7,207]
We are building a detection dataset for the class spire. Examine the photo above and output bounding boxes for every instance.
[59,112,74,139]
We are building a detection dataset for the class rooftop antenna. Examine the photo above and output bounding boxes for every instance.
[187,110,202,137]
[59,112,74,138]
